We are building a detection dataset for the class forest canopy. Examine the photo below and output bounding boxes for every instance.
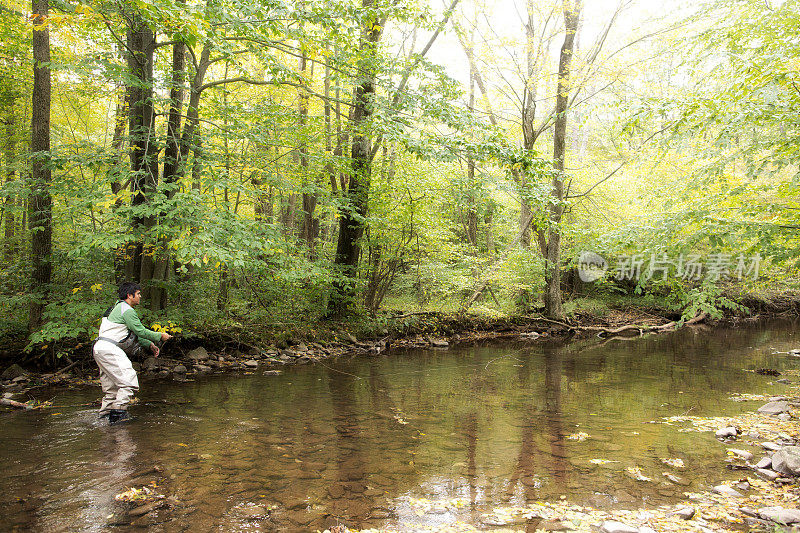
[1,0,798,358]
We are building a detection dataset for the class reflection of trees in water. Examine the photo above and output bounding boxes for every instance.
[506,348,568,502]
[462,412,479,521]
[323,368,373,529]
[322,363,422,530]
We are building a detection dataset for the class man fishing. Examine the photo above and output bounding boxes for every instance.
[93,282,172,424]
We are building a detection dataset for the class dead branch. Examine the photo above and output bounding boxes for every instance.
[0,398,34,409]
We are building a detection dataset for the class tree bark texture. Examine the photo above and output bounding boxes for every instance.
[28,0,53,332]
[124,11,157,287]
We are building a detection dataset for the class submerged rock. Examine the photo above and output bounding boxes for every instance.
[712,485,743,497]
[143,357,158,371]
[599,520,638,533]
[240,505,269,519]
[172,364,187,374]
[762,441,782,451]
[758,401,791,415]
[728,448,754,461]
[771,446,800,475]
[758,507,800,524]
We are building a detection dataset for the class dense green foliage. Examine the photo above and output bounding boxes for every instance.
[0,0,798,358]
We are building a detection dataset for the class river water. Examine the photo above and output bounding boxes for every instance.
[1,321,798,532]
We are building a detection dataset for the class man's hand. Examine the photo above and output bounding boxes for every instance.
[160,332,173,342]
[150,343,160,357]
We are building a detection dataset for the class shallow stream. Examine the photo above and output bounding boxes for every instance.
[1,320,798,531]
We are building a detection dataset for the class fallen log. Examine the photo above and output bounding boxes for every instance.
[0,398,33,409]
[527,312,708,338]
[54,359,80,375]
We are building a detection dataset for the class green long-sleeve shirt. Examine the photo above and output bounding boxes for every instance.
[99,301,162,348]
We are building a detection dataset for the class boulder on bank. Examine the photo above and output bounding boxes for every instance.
[1,364,27,380]
[715,427,737,438]
[755,457,772,469]
[771,446,800,476]
[672,506,695,520]
[188,347,209,361]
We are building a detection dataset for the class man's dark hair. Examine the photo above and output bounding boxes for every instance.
[118,282,142,301]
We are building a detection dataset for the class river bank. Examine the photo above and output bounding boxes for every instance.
[0,298,796,402]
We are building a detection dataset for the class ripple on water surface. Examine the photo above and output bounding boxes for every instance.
[0,320,797,531]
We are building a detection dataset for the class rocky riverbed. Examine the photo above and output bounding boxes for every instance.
[3,322,800,533]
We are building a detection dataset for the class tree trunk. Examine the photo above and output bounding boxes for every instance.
[327,0,383,317]
[485,207,494,256]
[28,0,52,333]
[3,106,16,263]
[125,11,157,290]
[297,51,320,257]
[543,0,581,320]
[110,85,128,283]
[148,37,186,311]
[462,20,479,249]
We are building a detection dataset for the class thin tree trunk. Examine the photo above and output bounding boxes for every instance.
[110,84,128,283]
[543,0,581,320]
[28,0,52,333]
[485,207,494,256]
[297,51,319,257]
[3,106,16,263]
[465,22,478,248]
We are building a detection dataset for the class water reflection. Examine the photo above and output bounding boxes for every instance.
[0,320,797,531]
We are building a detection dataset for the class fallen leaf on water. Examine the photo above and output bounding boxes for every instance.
[567,432,590,441]
[625,466,652,481]
[661,458,685,468]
